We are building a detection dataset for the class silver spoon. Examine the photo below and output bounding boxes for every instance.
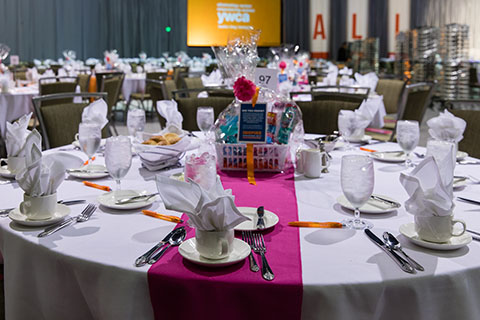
[383,232,424,271]
[148,227,186,264]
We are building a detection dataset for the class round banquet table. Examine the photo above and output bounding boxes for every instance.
[122,73,146,102]
[0,137,480,320]
[0,86,38,137]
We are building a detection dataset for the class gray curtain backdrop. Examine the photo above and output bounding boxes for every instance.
[368,0,388,58]
[329,0,347,60]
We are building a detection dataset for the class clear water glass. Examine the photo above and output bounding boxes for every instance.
[184,152,217,191]
[396,120,419,168]
[78,122,101,164]
[337,113,353,150]
[341,155,374,230]
[105,136,132,190]
[127,109,146,141]
[197,106,214,140]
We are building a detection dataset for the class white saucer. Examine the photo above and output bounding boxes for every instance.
[68,165,109,179]
[337,194,400,214]
[453,177,468,189]
[0,166,16,179]
[178,238,251,267]
[234,207,279,231]
[399,223,472,251]
[97,190,157,210]
[346,135,372,143]
[9,204,70,227]
[370,151,406,163]
[457,151,468,161]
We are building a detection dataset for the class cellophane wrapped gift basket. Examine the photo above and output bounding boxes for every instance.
[212,29,304,176]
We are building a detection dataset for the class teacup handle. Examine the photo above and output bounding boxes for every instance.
[74,133,79,141]
[220,239,229,257]
[19,201,31,215]
[451,219,467,237]
[0,158,7,165]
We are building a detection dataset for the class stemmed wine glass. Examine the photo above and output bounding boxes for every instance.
[78,122,101,165]
[197,106,214,142]
[396,120,419,168]
[105,136,132,191]
[127,109,146,142]
[337,113,353,150]
[341,155,374,230]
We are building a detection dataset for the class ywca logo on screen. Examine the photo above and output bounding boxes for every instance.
[217,2,255,29]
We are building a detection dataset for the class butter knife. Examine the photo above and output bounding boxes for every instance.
[364,229,415,274]
[135,226,185,267]
[67,169,109,174]
[370,195,401,208]
[256,206,265,230]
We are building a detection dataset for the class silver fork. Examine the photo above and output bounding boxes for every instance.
[242,231,259,272]
[38,204,97,237]
[249,232,274,281]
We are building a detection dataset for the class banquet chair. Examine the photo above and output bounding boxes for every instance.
[77,74,90,92]
[183,77,204,97]
[147,79,168,128]
[32,92,108,150]
[296,100,362,134]
[447,100,480,158]
[172,88,233,100]
[125,72,168,116]
[205,64,217,74]
[39,77,78,107]
[173,66,189,89]
[375,79,406,114]
[161,80,178,100]
[49,64,62,75]
[173,97,233,131]
[95,72,124,92]
[100,74,125,135]
[290,89,367,104]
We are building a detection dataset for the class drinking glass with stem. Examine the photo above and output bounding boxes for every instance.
[127,108,146,142]
[340,155,375,230]
[78,122,101,165]
[396,120,419,168]
[337,113,353,150]
[196,106,214,142]
[105,136,132,191]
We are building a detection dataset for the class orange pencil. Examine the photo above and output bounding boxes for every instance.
[142,210,183,223]
[288,221,344,228]
[359,147,377,153]
[83,181,111,192]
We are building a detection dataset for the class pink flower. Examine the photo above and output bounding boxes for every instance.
[279,61,287,70]
[233,76,257,101]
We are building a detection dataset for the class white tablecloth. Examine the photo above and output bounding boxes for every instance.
[0,86,38,137]
[122,74,146,102]
[0,139,479,319]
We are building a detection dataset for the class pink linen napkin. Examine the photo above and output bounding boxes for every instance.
[147,169,303,320]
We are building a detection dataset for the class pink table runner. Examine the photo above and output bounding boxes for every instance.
[148,170,303,320]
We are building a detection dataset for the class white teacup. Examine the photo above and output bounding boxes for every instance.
[5,156,25,174]
[301,149,321,178]
[195,229,234,260]
[415,215,466,243]
[20,193,57,220]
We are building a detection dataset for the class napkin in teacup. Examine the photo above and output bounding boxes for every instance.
[157,100,184,135]
[81,98,109,129]
[338,102,372,135]
[16,130,66,196]
[6,113,32,157]
[399,156,455,217]
[427,109,466,143]
[155,175,250,231]
[354,72,379,93]
[323,64,338,86]
[357,98,384,128]
[201,69,223,87]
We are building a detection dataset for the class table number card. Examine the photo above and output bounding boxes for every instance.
[238,103,267,144]
[255,68,278,92]
[9,55,19,65]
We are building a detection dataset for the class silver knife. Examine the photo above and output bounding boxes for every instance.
[135,226,184,267]
[256,206,265,230]
[67,169,109,174]
[370,195,401,208]
[364,229,415,274]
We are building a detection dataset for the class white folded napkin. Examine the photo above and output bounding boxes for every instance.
[27,68,39,82]
[6,113,32,157]
[400,156,455,217]
[354,72,379,93]
[81,99,108,129]
[57,68,67,77]
[339,67,352,76]
[94,63,103,72]
[139,149,182,171]
[427,110,466,143]
[339,75,355,87]
[201,69,223,87]
[324,64,338,86]
[157,100,183,134]
[16,130,66,196]
[0,73,11,93]
[358,97,385,128]
[338,102,372,134]
[155,175,250,231]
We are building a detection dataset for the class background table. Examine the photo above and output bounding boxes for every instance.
[0,139,479,319]
[0,86,38,137]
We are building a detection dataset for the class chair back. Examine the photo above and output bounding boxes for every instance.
[95,72,124,92]
[162,80,177,100]
[100,74,125,115]
[375,79,406,114]
[183,77,204,97]
[173,66,189,88]
[39,77,78,106]
[290,87,367,104]
[397,82,435,123]
[448,103,480,158]
[173,97,233,131]
[32,92,108,149]
[297,100,362,134]
[77,74,90,92]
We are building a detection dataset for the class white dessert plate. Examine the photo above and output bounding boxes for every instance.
[97,190,157,210]
[457,151,468,161]
[0,166,16,179]
[337,194,400,214]
[178,238,251,267]
[234,207,279,231]
[9,204,70,227]
[346,135,372,143]
[67,164,109,179]
[370,151,406,163]
[399,223,472,251]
